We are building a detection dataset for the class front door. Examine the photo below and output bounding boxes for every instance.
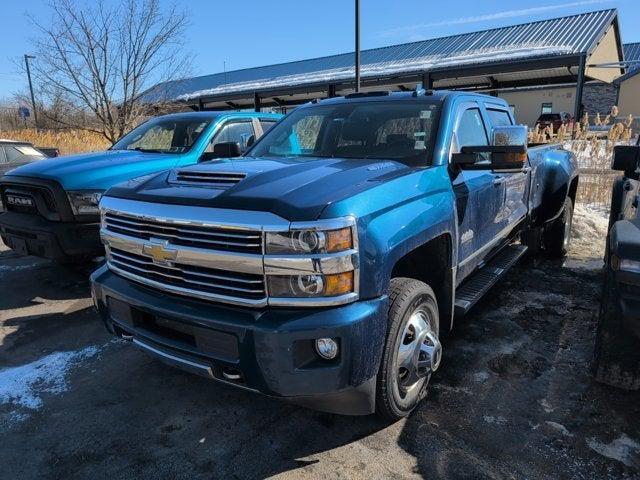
[451,105,505,282]
[484,107,529,236]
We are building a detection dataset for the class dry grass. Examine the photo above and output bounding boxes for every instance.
[0,129,110,155]
[527,106,638,209]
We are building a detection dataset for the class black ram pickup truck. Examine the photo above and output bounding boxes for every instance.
[594,142,640,389]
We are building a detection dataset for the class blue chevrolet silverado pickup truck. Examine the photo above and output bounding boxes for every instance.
[90,89,578,419]
[0,111,281,262]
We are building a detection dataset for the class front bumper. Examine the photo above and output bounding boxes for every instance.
[91,265,388,415]
[0,211,101,261]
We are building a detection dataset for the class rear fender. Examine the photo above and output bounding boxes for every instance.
[528,147,578,226]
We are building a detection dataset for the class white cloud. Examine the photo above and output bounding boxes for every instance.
[377,0,612,38]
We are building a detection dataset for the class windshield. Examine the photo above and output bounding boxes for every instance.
[111,117,211,154]
[248,100,441,166]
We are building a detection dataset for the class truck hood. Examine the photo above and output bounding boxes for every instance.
[4,149,178,190]
[106,156,413,221]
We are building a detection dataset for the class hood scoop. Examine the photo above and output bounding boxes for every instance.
[171,169,246,188]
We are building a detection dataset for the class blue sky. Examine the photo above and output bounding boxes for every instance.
[0,0,638,100]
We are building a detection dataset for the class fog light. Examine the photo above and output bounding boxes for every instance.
[315,338,339,360]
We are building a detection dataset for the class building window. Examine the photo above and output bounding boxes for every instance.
[541,103,553,114]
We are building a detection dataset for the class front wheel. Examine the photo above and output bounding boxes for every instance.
[545,197,574,258]
[376,278,442,421]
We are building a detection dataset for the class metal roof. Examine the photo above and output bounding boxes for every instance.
[141,9,619,104]
[617,42,640,82]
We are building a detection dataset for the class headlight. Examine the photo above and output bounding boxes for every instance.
[268,272,355,298]
[265,217,358,304]
[67,190,104,215]
[265,226,353,254]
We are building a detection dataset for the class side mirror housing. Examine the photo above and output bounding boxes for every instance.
[451,126,528,170]
[451,152,482,167]
[612,145,640,178]
[212,142,241,158]
[491,125,527,152]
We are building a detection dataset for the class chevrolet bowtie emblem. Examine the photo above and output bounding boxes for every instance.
[142,240,177,264]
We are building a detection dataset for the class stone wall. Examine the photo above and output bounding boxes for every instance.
[582,83,618,116]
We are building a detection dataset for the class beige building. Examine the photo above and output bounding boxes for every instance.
[615,43,640,118]
[618,74,640,117]
[498,87,577,126]
[498,42,640,127]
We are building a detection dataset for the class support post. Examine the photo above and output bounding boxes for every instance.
[355,0,360,92]
[198,98,204,111]
[328,84,337,98]
[574,55,586,122]
[422,73,433,90]
[254,92,261,112]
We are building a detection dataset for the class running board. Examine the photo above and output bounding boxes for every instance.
[454,244,528,317]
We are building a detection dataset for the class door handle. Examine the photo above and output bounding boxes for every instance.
[493,176,506,186]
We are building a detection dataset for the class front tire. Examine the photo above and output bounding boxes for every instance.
[376,277,441,421]
[545,197,574,258]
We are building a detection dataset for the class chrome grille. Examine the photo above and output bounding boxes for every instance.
[174,170,246,187]
[104,211,262,254]
[108,247,266,301]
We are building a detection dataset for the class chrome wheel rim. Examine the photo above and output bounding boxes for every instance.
[395,306,442,397]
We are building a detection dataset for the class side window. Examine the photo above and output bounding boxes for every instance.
[4,146,24,162]
[541,103,553,114]
[293,115,323,151]
[211,121,255,153]
[259,120,277,134]
[456,108,488,150]
[487,109,513,127]
[263,114,323,156]
[0,147,7,163]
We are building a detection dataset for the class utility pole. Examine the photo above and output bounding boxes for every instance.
[24,54,38,128]
[355,0,360,92]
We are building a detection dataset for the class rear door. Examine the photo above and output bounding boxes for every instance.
[451,103,505,279]
[483,105,529,236]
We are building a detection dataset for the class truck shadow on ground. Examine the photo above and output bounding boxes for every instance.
[2,252,640,479]
[0,253,106,366]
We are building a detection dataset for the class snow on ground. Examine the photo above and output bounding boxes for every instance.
[0,345,101,427]
[570,202,609,260]
[588,434,640,469]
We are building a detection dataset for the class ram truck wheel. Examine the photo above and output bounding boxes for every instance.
[376,277,442,421]
[545,197,574,258]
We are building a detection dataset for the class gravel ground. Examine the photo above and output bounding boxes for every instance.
[1,205,639,480]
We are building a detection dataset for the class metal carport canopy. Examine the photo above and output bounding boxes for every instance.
[140,9,623,110]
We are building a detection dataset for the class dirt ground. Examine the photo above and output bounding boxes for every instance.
[1,205,639,480]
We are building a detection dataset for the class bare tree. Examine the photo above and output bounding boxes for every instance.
[29,0,190,142]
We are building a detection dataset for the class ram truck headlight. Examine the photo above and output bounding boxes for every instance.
[67,190,104,216]
[265,217,358,305]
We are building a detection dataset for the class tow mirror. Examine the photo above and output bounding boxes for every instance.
[451,125,528,170]
[212,142,241,158]
[492,125,527,151]
[612,145,640,178]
